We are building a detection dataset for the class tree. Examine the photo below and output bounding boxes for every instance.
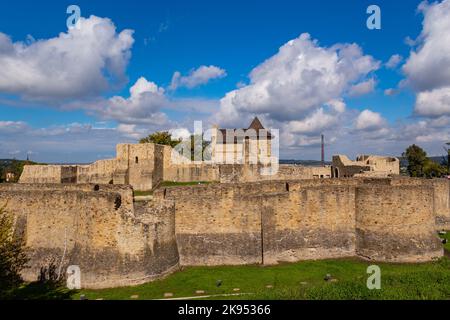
[423,159,447,178]
[189,134,211,161]
[139,131,181,148]
[0,205,29,297]
[402,144,428,177]
[402,144,447,178]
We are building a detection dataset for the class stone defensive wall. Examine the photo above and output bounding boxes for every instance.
[390,178,450,230]
[19,143,335,190]
[19,165,79,184]
[162,164,332,184]
[216,164,332,183]
[154,178,447,266]
[1,178,448,288]
[76,159,117,184]
[0,184,179,289]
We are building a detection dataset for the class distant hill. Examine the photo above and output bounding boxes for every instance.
[280,159,332,166]
[0,159,39,183]
[283,156,448,168]
[399,156,447,167]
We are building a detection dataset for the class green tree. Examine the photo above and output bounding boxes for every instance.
[402,144,447,178]
[0,205,29,297]
[402,144,428,177]
[423,160,447,178]
[139,131,181,148]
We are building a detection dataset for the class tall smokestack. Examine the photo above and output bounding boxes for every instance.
[321,134,325,166]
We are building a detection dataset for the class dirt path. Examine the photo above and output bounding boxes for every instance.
[155,293,253,300]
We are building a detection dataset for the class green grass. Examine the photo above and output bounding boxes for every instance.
[3,282,75,300]
[159,181,217,187]
[73,257,450,300]
[439,231,450,252]
[133,190,153,197]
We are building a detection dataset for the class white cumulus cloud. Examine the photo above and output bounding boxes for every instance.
[355,109,387,131]
[415,87,450,116]
[0,15,134,102]
[403,0,450,117]
[214,33,380,126]
[170,65,227,90]
[93,77,169,125]
[348,78,376,97]
[385,54,403,69]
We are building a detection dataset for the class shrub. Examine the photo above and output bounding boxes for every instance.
[0,204,29,297]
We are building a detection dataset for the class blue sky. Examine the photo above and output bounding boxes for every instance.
[1,0,450,162]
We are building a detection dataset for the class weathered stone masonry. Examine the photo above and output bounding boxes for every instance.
[155,178,446,267]
[0,184,179,289]
[0,177,448,289]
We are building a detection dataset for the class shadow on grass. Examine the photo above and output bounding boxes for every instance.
[2,282,77,300]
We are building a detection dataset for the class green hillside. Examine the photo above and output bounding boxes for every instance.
[0,159,39,183]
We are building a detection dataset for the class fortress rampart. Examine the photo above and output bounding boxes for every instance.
[0,177,447,288]
[0,184,179,289]
[19,143,350,189]
[155,178,446,266]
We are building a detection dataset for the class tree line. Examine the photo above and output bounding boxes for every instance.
[0,160,38,183]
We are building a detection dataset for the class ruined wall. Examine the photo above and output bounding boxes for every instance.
[19,143,333,188]
[164,164,220,182]
[116,144,157,191]
[172,191,263,266]
[1,177,447,289]
[390,178,450,230]
[156,178,443,266]
[432,179,450,229]
[217,164,332,183]
[262,185,356,264]
[0,184,179,289]
[270,165,331,180]
[355,185,443,262]
[19,143,165,190]
[158,182,355,265]
[77,159,116,184]
[19,165,63,183]
[361,155,400,175]
[162,145,220,182]
[157,182,284,265]
[332,155,400,178]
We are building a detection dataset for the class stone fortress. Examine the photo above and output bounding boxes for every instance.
[1,119,448,289]
[19,118,400,189]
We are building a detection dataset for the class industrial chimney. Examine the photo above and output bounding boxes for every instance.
[446,142,450,174]
[321,134,325,166]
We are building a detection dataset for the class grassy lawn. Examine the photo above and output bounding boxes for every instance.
[439,231,450,252]
[133,190,153,197]
[74,256,450,300]
[159,181,217,187]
